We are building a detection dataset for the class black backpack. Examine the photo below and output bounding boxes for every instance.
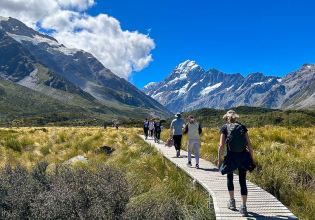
[144,121,149,128]
[226,123,247,152]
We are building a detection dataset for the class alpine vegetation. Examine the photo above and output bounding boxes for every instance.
[0,127,215,220]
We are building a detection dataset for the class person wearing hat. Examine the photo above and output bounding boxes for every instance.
[170,113,185,157]
[217,110,254,217]
[184,115,202,168]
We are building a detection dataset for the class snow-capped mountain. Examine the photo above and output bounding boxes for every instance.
[0,16,171,116]
[142,82,158,94]
[143,60,315,112]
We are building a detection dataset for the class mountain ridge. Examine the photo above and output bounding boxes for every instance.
[0,16,172,120]
[143,60,315,112]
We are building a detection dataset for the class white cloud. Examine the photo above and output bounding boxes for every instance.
[0,0,155,79]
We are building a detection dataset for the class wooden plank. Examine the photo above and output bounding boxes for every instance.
[140,135,299,220]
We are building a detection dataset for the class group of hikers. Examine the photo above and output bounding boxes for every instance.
[143,110,254,217]
[143,118,162,143]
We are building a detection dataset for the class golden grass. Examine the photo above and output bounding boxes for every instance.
[0,126,214,219]
[161,126,315,220]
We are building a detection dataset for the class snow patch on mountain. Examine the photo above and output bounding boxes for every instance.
[0,16,9,22]
[226,85,234,91]
[177,83,189,96]
[252,82,264,86]
[152,92,164,101]
[200,82,222,95]
[167,75,187,85]
[7,33,80,56]
[143,82,158,90]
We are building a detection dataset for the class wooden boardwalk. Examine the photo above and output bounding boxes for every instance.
[140,135,298,220]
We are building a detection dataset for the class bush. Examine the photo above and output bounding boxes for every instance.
[0,162,129,220]
[3,136,22,152]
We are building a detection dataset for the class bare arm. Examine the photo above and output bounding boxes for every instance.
[245,133,254,160]
[170,126,173,137]
[217,133,225,168]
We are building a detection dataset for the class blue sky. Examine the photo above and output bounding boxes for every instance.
[86,0,315,89]
[2,0,314,89]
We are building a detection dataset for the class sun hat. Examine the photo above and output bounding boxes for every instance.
[223,110,239,119]
[175,113,182,118]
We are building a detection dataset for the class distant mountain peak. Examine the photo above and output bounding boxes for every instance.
[175,60,201,73]
[143,60,315,112]
[301,63,315,69]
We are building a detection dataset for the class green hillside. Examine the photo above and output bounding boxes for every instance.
[0,77,170,126]
[162,106,315,128]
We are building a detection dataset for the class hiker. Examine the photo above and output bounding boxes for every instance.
[149,119,154,137]
[115,123,119,130]
[184,115,202,168]
[170,113,185,157]
[153,119,162,143]
[143,118,149,139]
[217,110,254,217]
[104,121,107,129]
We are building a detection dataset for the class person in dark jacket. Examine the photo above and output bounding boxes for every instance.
[217,110,254,217]
[143,118,149,139]
[153,119,162,143]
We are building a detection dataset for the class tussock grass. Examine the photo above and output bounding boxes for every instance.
[161,126,315,220]
[0,127,214,219]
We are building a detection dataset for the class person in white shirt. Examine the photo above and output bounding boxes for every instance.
[149,119,154,137]
[184,115,202,169]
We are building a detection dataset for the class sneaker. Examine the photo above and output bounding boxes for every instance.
[157,140,160,144]
[187,161,192,167]
[227,199,236,210]
[196,164,199,169]
[176,150,180,157]
[239,205,248,217]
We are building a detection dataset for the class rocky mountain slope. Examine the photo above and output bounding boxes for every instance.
[0,16,171,118]
[143,60,315,112]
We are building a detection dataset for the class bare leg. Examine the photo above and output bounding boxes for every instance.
[241,195,247,205]
[229,190,234,199]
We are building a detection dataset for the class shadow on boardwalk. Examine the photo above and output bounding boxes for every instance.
[140,135,299,220]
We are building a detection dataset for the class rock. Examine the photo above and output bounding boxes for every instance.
[100,146,115,155]
[66,155,88,164]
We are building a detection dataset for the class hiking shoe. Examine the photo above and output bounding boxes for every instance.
[196,164,199,169]
[227,199,236,210]
[157,140,160,144]
[176,150,180,157]
[187,161,192,167]
[239,205,248,217]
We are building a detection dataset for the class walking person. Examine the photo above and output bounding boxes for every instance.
[143,118,149,140]
[184,115,202,168]
[154,119,162,143]
[170,113,185,157]
[149,119,154,137]
[103,120,107,130]
[115,123,119,130]
[217,110,254,217]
